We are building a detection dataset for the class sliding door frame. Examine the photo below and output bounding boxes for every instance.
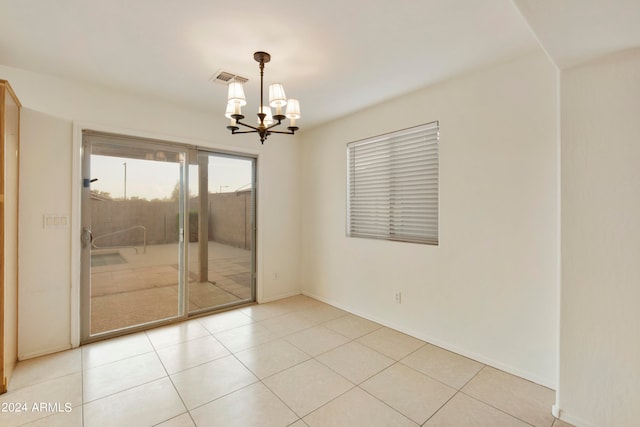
[71,122,260,347]
[80,133,190,343]
[190,150,257,316]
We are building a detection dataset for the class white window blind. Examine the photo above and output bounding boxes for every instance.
[347,121,439,245]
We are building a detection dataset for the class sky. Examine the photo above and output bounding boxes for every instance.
[90,154,253,200]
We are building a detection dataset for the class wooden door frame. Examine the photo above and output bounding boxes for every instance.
[0,80,21,394]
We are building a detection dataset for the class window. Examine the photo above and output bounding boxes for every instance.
[346,121,439,245]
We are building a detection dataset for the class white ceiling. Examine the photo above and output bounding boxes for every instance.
[0,1,638,129]
[513,0,640,68]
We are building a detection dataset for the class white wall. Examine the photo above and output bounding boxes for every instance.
[0,65,301,359]
[300,50,559,387]
[558,48,640,427]
[19,109,73,358]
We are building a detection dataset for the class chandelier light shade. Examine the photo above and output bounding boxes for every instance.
[227,81,247,106]
[269,83,287,107]
[225,51,300,144]
[285,98,301,127]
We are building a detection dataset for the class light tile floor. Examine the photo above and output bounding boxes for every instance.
[1,295,574,427]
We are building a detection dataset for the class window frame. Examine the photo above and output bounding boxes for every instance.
[346,121,440,245]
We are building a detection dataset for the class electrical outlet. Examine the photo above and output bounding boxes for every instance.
[395,291,402,304]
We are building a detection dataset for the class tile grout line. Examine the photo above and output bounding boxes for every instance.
[287,316,493,426]
[355,369,427,425]
[222,317,318,425]
[223,322,312,424]
[82,338,172,409]
[420,389,460,426]
[455,365,539,427]
[258,376,307,424]
[457,390,538,427]
[150,330,198,427]
[180,328,302,423]
[273,323,416,424]
[216,307,355,424]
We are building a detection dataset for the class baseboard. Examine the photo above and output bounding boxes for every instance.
[19,344,73,361]
[553,406,601,427]
[302,290,556,389]
[259,290,302,304]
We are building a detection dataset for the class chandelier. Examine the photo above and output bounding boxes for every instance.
[225,51,301,144]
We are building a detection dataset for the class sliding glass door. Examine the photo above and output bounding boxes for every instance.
[80,131,256,342]
[188,152,255,314]
[81,133,188,340]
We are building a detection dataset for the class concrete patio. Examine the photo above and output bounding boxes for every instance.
[90,241,252,334]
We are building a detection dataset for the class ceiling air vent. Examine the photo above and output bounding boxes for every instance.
[210,70,249,85]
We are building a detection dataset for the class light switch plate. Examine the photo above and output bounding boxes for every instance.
[43,214,69,229]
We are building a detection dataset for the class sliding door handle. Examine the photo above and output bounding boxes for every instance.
[81,227,93,248]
